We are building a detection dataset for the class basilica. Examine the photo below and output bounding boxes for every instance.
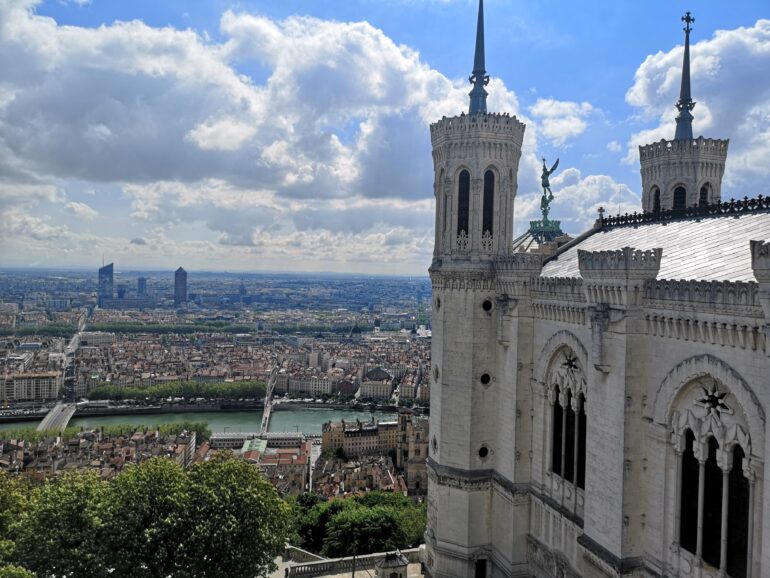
[424,3,770,578]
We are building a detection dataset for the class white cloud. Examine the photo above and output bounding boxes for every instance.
[606,140,621,152]
[64,200,98,220]
[624,19,770,193]
[514,168,640,236]
[528,98,595,146]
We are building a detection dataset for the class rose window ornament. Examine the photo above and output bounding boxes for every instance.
[695,382,733,419]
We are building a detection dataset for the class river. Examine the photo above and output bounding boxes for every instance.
[0,407,398,435]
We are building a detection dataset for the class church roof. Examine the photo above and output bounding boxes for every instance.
[541,201,770,282]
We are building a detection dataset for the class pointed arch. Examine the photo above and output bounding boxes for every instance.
[482,168,495,236]
[673,185,687,211]
[534,330,589,387]
[651,355,764,458]
[457,169,470,236]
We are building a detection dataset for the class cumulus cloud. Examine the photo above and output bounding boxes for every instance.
[5,1,741,273]
[514,168,640,235]
[606,141,621,152]
[528,98,596,146]
[64,201,98,220]
[624,19,770,193]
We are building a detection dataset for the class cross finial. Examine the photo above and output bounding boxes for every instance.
[682,11,694,33]
[468,0,489,114]
[674,11,695,140]
[598,206,605,220]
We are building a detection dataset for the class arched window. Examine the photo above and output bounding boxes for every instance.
[673,186,687,211]
[699,184,710,207]
[674,377,754,578]
[680,429,699,554]
[549,351,586,490]
[482,170,495,235]
[551,386,562,476]
[457,170,470,235]
[652,186,661,214]
[564,390,575,482]
[577,393,586,489]
[702,437,723,569]
[727,445,750,578]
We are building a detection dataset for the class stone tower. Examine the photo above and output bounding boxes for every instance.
[639,12,729,213]
[426,1,526,576]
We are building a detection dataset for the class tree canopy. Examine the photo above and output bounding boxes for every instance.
[0,454,290,577]
[290,491,426,557]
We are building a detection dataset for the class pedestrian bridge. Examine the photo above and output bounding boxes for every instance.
[37,402,83,432]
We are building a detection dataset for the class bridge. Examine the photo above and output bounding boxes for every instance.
[37,402,83,432]
[260,366,278,435]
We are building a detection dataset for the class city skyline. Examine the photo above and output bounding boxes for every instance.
[0,1,768,275]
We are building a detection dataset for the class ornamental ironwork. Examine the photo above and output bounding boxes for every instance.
[598,195,770,229]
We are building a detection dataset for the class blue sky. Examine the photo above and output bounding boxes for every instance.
[0,0,768,274]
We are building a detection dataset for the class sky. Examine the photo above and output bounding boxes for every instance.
[0,0,768,275]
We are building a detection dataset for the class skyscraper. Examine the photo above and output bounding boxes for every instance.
[137,277,147,296]
[97,263,114,307]
[174,267,187,305]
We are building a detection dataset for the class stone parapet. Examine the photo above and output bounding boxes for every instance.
[578,247,662,282]
[751,239,770,323]
[531,277,585,303]
[645,279,760,309]
[430,112,526,147]
[638,137,729,162]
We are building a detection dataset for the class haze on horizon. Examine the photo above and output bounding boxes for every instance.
[0,0,769,275]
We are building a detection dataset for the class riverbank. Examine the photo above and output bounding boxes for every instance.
[0,407,402,435]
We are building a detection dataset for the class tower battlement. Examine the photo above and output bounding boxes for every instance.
[639,137,729,162]
[430,113,525,147]
[578,247,663,279]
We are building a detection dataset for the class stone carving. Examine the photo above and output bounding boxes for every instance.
[652,355,765,458]
[481,230,493,252]
[645,278,759,308]
[456,229,469,252]
[578,247,662,279]
[694,382,733,419]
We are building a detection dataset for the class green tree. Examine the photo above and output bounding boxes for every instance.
[180,453,290,578]
[100,458,189,578]
[322,505,407,557]
[16,470,108,578]
[0,473,28,565]
[0,565,35,578]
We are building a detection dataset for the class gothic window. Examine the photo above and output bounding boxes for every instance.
[727,445,749,578]
[457,170,470,235]
[551,386,563,476]
[673,186,687,211]
[564,390,575,482]
[483,170,495,235]
[549,351,587,489]
[652,186,661,213]
[702,437,722,568]
[680,429,699,554]
[674,379,753,577]
[699,184,710,207]
[474,559,487,578]
[577,393,586,489]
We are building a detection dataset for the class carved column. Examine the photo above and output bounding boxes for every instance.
[671,433,685,546]
[716,448,733,576]
[750,240,770,356]
[693,440,708,562]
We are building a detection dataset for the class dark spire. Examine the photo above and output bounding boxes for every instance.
[674,11,696,140]
[468,0,489,114]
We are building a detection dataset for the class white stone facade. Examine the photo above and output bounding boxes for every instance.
[425,120,768,578]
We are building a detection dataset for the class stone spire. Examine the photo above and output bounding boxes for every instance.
[674,12,696,140]
[468,0,489,114]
